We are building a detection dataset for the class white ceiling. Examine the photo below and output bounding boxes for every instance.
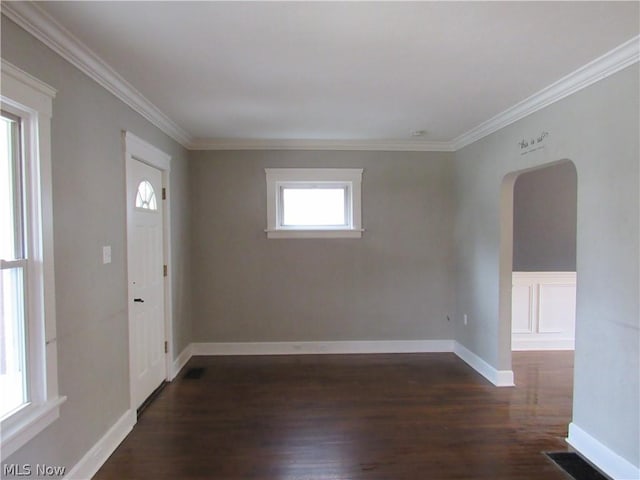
[22,2,640,147]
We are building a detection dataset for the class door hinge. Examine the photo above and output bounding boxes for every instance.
[162,187,166,200]
[164,341,168,354]
[163,265,168,277]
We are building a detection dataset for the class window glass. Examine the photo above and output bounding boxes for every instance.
[282,187,346,226]
[265,168,363,239]
[135,180,158,211]
[0,267,27,418]
[0,113,22,260]
[0,111,28,419]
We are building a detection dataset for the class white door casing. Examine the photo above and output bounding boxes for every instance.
[124,132,172,410]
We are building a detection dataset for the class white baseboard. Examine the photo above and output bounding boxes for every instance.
[170,343,193,380]
[187,340,515,389]
[567,423,640,480]
[453,341,514,387]
[512,337,575,351]
[191,339,454,356]
[64,409,136,480]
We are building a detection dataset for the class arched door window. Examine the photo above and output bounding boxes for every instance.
[135,180,157,211]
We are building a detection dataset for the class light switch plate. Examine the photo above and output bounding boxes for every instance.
[102,246,112,264]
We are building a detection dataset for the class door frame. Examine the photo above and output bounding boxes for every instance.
[124,131,173,412]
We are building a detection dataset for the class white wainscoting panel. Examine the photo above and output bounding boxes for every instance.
[538,283,576,334]
[512,283,534,333]
[512,272,576,351]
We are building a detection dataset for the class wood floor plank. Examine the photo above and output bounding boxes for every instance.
[94,351,573,479]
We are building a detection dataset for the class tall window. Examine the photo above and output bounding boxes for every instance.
[1,60,64,460]
[265,168,363,239]
[0,111,27,420]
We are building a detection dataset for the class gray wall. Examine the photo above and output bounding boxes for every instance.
[3,8,638,476]
[452,64,639,467]
[190,150,455,342]
[1,15,192,472]
[513,161,577,271]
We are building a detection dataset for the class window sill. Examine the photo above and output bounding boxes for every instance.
[266,229,364,239]
[1,396,67,460]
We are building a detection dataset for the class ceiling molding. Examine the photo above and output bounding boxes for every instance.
[1,1,193,148]
[452,35,640,151]
[2,3,638,153]
[187,138,456,152]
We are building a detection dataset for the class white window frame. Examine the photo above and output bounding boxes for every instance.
[265,168,363,239]
[1,60,66,460]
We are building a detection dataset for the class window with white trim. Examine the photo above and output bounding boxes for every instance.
[265,168,363,239]
[1,61,65,460]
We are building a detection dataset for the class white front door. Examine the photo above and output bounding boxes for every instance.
[126,157,166,409]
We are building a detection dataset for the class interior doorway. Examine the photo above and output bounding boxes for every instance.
[498,159,579,385]
[511,162,577,352]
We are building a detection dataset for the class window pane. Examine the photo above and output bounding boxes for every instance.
[135,180,158,211]
[282,188,346,226]
[0,114,22,260]
[0,266,27,418]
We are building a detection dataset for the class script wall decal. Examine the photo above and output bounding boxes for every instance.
[519,131,549,155]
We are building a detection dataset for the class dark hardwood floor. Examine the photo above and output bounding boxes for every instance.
[94,351,574,479]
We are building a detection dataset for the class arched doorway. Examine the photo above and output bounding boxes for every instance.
[498,159,578,381]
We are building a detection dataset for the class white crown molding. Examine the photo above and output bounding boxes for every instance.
[187,138,456,152]
[453,35,640,150]
[1,1,192,148]
[2,2,637,153]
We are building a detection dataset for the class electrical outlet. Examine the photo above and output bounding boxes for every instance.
[463,314,468,325]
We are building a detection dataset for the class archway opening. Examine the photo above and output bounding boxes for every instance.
[499,159,578,379]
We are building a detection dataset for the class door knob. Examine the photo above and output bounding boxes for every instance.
[133,298,144,303]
